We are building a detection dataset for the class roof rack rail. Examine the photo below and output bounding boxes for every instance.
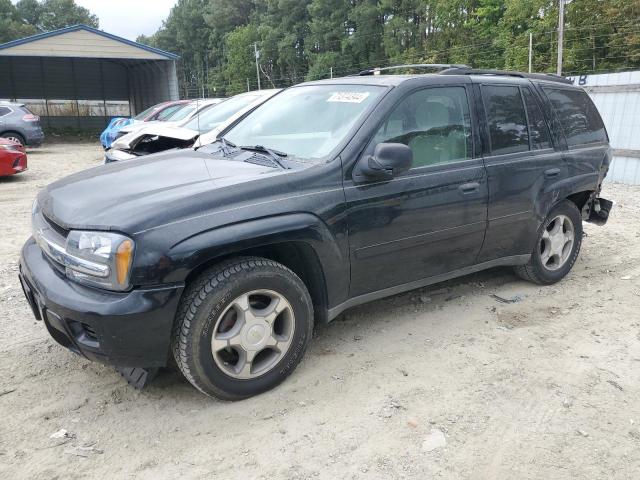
[356,63,471,76]
[439,67,573,85]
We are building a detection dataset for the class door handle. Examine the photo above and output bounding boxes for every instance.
[458,182,480,195]
[544,168,561,178]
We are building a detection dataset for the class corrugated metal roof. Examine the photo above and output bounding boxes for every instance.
[0,24,179,60]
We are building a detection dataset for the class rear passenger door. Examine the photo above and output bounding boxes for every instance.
[345,85,488,297]
[477,82,565,262]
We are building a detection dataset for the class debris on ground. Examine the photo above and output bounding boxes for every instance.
[49,429,74,440]
[0,388,16,397]
[576,429,590,438]
[379,400,405,418]
[490,293,524,304]
[63,442,103,457]
[419,295,432,304]
[607,379,624,391]
[422,429,447,452]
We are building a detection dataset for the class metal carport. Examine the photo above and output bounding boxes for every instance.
[0,24,179,131]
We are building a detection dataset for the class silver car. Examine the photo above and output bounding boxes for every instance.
[0,102,45,146]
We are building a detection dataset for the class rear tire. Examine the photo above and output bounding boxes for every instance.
[515,200,583,285]
[172,257,314,400]
[1,132,26,146]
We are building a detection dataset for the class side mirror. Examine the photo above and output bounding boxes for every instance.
[353,143,413,182]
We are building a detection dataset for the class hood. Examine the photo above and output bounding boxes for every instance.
[40,150,283,233]
[111,124,200,150]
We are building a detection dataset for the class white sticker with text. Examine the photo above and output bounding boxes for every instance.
[327,92,370,103]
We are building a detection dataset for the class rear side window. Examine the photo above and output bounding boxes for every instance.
[0,106,11,117]
[543,87,607,146]
[522,88,551,150]
[482,85,529,155]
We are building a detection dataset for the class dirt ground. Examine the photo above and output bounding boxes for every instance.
[1,142,639,480]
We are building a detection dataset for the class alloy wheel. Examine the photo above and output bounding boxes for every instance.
[211,290,295,379]
[539,214,575,271]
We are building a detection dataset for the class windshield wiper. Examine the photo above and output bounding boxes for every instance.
[240,144,288,169]
[218,136,237,155]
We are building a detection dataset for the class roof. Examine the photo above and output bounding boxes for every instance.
[0,24,179,60]
[305,71,580,89]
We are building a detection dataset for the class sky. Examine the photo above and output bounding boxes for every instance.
[13,0,179,41]
[75,0,178,40]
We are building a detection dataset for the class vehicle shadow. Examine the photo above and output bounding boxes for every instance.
[146,265,523,401]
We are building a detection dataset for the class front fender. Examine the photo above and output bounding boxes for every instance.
[159,213,349,306]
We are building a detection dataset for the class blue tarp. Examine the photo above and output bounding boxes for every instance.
[100,117,134,149]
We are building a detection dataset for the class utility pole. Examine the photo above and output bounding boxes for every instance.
[557,0,565,76]
[254,43,261,90]
[528,32,533,73]
[247,78,250,92]
[330,67,333,79]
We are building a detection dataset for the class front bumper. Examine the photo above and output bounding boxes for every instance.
[19,237,184,367]
[104,148,136,164]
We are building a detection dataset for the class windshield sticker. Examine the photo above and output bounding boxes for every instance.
[327,92,370,104]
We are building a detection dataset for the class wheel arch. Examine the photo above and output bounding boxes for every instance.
[0,130,26,144]
[167,213,348,324]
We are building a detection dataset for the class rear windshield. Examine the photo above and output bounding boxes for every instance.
[543,87,607,147]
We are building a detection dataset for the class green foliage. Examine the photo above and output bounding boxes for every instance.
[4,0,640,96]
[0,0,36,42]
[16,0,98,31]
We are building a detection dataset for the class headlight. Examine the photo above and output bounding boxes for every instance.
[65,231,135,291]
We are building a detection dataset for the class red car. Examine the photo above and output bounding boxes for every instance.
[0,138,27,176]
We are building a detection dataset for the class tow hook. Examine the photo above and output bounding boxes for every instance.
[586,197,613,226]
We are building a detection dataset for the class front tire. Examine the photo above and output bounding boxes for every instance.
[172,257,314,400]
[515,200,583,285]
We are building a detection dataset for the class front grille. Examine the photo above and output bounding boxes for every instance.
[43,213,69,238]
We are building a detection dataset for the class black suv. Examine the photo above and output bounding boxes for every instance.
[19,68,612,399]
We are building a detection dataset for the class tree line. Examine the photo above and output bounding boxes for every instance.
[138,0,640,97]
[0,0,98,42]
[2,0,639,98]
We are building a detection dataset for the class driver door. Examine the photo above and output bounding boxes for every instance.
[344,85,488,297]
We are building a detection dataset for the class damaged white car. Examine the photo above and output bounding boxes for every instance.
[104,89,281,163]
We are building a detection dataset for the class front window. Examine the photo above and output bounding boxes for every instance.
[184,94,262,133]
[224,85,385,160]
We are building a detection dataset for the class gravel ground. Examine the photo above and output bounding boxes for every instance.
[1,142,639,479]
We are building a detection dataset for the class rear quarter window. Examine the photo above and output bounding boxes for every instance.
[0,106,11,117]
[543,87,607,147]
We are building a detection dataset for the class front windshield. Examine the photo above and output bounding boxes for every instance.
[155,104,184,121]
[184,94,263,132]
[165,104,197,121]
[224,85,385,160]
